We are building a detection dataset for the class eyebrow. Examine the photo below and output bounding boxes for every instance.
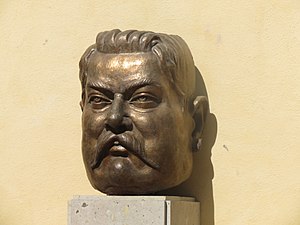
[86,81,114,99]
[87,81,112,91]
[127,78,161,91]
[87,78,160,95]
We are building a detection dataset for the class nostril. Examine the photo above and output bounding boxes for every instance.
[105,117,133,134]
[105,124,125,134]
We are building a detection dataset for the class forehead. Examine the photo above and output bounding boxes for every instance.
[87,52,166,84]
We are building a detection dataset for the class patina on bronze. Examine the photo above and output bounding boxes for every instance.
[79,29,208,195]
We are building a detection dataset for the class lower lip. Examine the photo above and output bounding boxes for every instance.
[109,145,129,157]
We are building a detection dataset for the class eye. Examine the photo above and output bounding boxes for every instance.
[88,95,111,109]
[130,93,161,109]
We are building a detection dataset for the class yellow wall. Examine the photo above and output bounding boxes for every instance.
[1,1,299,224]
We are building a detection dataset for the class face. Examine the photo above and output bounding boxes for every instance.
[81,52,195,194]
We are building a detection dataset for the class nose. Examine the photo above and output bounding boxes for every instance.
[105,93,132,133]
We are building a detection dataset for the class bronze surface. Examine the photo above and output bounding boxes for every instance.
[79,29,208,195]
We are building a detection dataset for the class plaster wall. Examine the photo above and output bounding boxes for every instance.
[0,1,299,224]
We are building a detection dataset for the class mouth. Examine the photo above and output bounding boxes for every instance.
[109,141,130,157]
[91,136,131,170]
[91,134,160,171]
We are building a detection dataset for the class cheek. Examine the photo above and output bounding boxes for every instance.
[131,110,178,159]
[130,109,174,139]
[82,109,106,139]
[82,110,106,166]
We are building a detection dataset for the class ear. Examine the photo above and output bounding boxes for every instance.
[192,96,208,151]
[80,100,84,111]
[80,92,85,111]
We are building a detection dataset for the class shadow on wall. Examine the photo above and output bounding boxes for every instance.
[159,68,217,225]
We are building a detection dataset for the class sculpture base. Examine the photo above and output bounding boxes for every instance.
[68,195,200,225]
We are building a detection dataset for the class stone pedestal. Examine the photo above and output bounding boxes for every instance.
[68,195,200,225]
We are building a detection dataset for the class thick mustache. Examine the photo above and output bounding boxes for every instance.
[91,133,160,170]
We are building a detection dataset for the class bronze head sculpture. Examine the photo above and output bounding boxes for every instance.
[79,29,208,195]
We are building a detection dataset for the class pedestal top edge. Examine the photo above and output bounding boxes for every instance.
[71,195,195,202]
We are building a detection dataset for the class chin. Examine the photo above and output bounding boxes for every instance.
[90,173,163,195]
[89,171,191,195]
[86,156,193,195]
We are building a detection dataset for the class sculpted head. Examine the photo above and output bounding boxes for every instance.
[79,29,208,195]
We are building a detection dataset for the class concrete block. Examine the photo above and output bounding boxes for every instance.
[68,195,200,225]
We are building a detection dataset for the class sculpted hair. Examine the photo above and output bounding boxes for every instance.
[79,29,196,103]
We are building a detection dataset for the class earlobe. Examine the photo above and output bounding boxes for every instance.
[192,96,208,151]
